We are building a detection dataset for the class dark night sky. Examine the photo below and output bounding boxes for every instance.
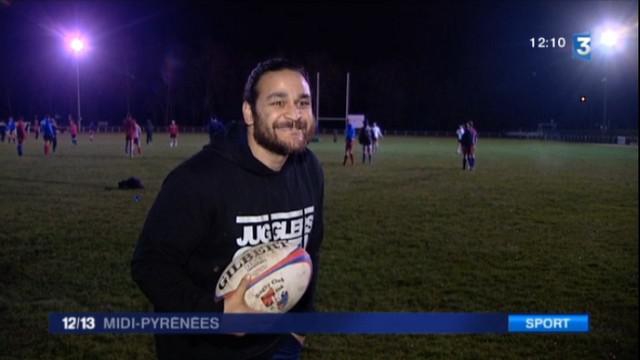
[0,0,637,131]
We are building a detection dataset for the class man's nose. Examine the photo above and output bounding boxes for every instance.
[284,102,302,120]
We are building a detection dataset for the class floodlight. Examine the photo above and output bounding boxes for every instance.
[601,29,619,48]
[69,37,85,54]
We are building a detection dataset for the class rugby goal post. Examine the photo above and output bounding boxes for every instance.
[315,72,367,133]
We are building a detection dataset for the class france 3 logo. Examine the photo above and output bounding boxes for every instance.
[572,33,592,61]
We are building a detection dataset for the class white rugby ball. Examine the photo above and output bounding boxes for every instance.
[215,240,312,313]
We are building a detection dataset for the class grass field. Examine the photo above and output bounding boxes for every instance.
[0,133,637,359]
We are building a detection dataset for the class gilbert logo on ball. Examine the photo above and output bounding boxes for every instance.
[215,240,312,313]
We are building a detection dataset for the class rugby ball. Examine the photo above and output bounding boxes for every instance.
[215,240,312,313]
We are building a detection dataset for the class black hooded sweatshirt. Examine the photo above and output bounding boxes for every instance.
[131,140,324,360]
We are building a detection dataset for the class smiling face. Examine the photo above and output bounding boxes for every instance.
[243,69,315,157]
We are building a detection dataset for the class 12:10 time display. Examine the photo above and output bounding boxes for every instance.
[530,37,566,48]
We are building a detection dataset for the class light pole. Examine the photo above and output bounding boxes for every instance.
[601,76,607,131]
[599,27,622,133]
[68,36,86,131]
[76,59,82,131]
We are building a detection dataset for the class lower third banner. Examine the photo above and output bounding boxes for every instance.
[48,313,589,334]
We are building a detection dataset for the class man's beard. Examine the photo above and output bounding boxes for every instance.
[252,113,316,156]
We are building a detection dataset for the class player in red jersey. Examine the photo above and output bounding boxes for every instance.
[33,116,40,140]
[16,116,27,156]
[169,120,179,148]
[68,115,78,145]
[123,114,137,155]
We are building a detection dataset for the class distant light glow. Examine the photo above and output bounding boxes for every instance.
[66,33,88,56]
[70,38,84,52]
[592,21,636,55]
[601,29,619,48]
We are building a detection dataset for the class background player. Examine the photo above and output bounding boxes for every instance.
[343,121,356,166]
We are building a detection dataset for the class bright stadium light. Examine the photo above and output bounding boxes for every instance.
[601,29,620,48]
[69,37,85,54]
[594,23,630,55]
[592,22,632,131]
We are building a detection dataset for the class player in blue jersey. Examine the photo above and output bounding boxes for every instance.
[41,115,55,156]
[343,121,356,166]
[51,118,58,153]
[461,121,478,170]
[7,117,16,143]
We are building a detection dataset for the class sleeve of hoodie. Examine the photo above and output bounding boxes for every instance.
[131,167,223,313]
[291,154,324,314]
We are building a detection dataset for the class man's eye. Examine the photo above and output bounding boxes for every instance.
[271,101,286,107]
[297,101,310,108]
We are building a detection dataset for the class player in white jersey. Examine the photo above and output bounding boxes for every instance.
[456,124,465,154]
[372,122,383,154]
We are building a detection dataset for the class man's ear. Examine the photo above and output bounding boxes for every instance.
[242,101,254,127]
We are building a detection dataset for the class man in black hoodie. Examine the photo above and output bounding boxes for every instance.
[132,58,324,360]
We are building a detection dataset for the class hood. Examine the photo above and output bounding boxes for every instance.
[203,139,302,177]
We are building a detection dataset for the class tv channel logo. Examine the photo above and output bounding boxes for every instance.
[573,33,592,61]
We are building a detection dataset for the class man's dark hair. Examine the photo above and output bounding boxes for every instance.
[243,58,310,111]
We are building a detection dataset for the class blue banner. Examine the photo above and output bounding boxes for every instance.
[48,313,589,334]
[508,314,589,333]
